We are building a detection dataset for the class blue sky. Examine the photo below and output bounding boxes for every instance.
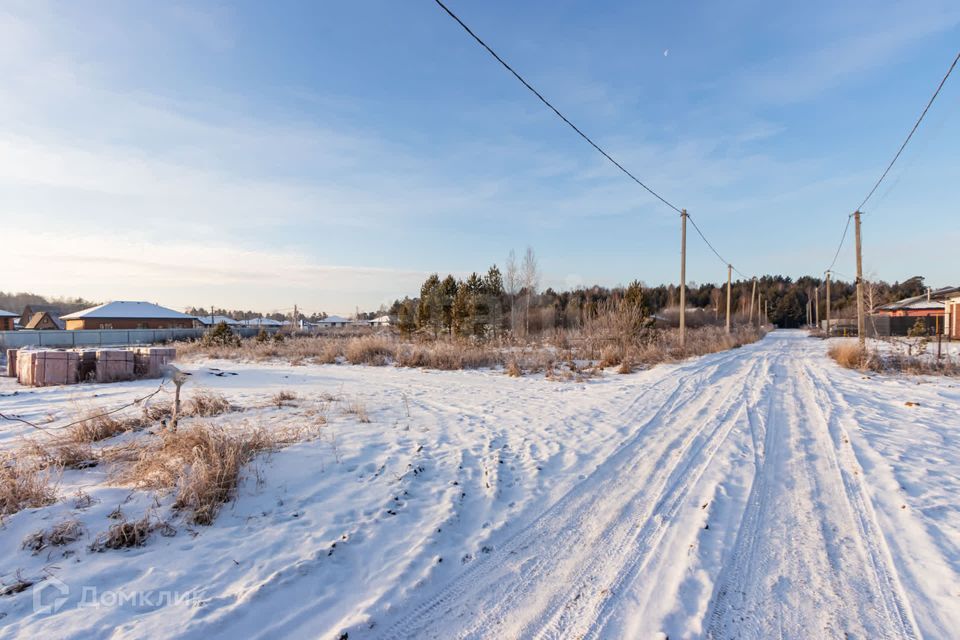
[1,1,958,314]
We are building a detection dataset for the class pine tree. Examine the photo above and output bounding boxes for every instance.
[398,300,416,336]
[452,281,471,338]
[441,274,458,334]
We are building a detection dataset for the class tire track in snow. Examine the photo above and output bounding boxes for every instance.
[536,356,768,640]
[367,345,763,639]
[706,334,919,639]
[798,359,920,639]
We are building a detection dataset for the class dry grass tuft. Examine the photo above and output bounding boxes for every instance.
[23,440,97,470]
[828,342,867,369]
[0,571,34,597]
[68,411,143,443]
[505,359,521,377]
[271,390,297,408]
[344,335,395,365]
[90,514,159,551]
[186,390,232,417]
[0,457,59,516]
[118,425,277,525]
[23,519,84,553]
[342,399,371,423]
[142,400,174,422]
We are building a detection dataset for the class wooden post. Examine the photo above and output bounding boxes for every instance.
[749,278,757,325]
[815,286,820,329]
[825,270,831,337]
[725,264,732,334]
[679,209,687,348]
[855,211,865,348]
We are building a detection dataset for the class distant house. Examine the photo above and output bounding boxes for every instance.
[317,315,351,328]
[876,286,960,318]
[872,286,960,336]
[370,315,394,327]
[24,311,64,330]
[0,309,16,331]
[239,317,283,328]
[60,301,196,330]
[195,315,239,327]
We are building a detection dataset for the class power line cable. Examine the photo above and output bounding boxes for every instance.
[825,213,853,273]
[432,0,753,279]
[432,0,681,214]
[0,379,167,433]
[858,49,960,213]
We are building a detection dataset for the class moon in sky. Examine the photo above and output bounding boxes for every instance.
[663,49,669,57]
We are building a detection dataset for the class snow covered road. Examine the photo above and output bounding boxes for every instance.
[364,331,958,639]
[2,330,959,639]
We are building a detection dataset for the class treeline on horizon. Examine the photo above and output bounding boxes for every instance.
[0,273,931,332]
[384,269,931,332]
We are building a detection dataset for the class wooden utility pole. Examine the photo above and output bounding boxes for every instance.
[725,264,732,334]
[825,270,831,337]
[679,209,687,348]
[293,304,299,331]
[815,286,820,329]
[749,278,757,325]
[855,211,865,348]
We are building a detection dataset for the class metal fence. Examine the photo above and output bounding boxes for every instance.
[0,327,270,349]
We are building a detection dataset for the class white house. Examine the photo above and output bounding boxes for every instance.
[317,315,351,328]
[370,315,394,327]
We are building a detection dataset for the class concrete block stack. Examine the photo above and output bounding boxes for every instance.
[17,350,80,387]
[133,347,177,378]
[13,346,177,387]
[95,350,135,383]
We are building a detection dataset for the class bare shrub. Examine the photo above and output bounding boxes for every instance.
[344,335,394,365]
[23,519,84,553]
[395,341,502,370]
[505,358,521,377]
[186,390,232,417]
[118,425,276,525]
[0,457,59,516]
[828,342,867,369]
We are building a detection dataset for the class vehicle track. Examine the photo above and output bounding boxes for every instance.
[370,345,762,639]
[706,339,919,639]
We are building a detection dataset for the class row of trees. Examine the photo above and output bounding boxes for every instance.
[387,249,933,336]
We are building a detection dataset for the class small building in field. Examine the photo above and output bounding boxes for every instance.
[24,311,64,330]
[0,309,16,331]
[370,315,394,327]
[60,301,196,330]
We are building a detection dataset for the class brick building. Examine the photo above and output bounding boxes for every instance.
[0,309,16,331]
[60,301,197,330]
